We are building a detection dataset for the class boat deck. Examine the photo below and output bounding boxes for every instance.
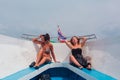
[2,63,116,80]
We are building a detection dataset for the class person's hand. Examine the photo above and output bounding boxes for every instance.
[62,39,69,43]
[39,35,43,38]
[83,37,87,39]
[64,39,67,42]
[32,38,37,41]
[59,39,66,43]
[79,37,87,40]
[83,37,87,41]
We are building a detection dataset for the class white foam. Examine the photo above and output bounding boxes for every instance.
[0,34,120,79]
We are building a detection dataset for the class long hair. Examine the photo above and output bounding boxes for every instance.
[70,36,80,45]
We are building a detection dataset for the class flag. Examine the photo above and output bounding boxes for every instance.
[57,26,66,42]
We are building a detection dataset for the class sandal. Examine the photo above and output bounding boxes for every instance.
[34,66,39,69]
[29,61,35,68]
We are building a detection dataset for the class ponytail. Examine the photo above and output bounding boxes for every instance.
[45,33,50,41]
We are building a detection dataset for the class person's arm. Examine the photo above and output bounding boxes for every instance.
[64,40,73,49]
[32,35,43,44]
[79,37,87,47]
[50,44,57,62]
[32,38,41,44]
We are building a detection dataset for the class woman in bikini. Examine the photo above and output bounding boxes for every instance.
[29,33,57,69]
[65,36,91,70]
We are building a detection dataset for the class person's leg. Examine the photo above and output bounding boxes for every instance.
[70,55,83,69]
[35,49,43,66]
[85,56,92,70]
[35,56,51,67]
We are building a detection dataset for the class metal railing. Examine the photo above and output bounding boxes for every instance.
[21,33,97,42]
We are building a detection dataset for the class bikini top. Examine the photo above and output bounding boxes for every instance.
[45,48,51,54]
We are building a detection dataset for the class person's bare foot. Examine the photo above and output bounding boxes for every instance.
[79,66,83,69]
[87,63,92,70]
